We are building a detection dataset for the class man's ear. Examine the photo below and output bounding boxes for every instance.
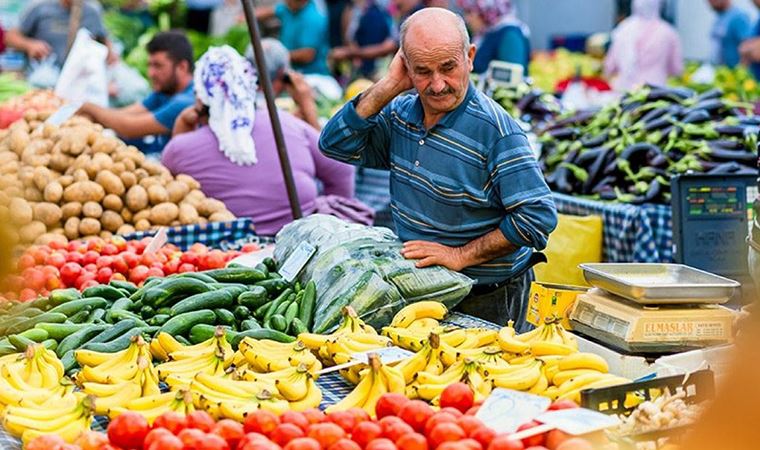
[467,44,476,71]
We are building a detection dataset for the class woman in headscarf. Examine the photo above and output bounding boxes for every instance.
[161,46,371,235]
[457,0,530,74]
[604,0,683,91]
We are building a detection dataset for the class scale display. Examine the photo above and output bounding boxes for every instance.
[686,186,744,217]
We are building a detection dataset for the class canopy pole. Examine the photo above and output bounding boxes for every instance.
[240,0,302,220]
[65,0,83,58]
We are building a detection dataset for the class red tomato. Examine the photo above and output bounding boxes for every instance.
[376,393,409,419]
[204,250,226,269]
[65,251,84,265]
[45,275,63,291]
[110,273,127,282]
[179,428,207,448]
[302,408,326,425]
[186,411,216,432]
[365,438,398,450]
[96,267,113,284]
[122,252,140,269]
[107,412,149,450]
[351,421,383,448]
[425,412,458,436]
[237,432,273,450]
[180,252,199,266]
[23,269,46,291]
[19,288,37,302]
[29,247,48,264]
[79,279,99,290]
[111,236,128,252]
[456,416,483,437]
[190,243,208,254]
[96,256,114,269]
[270,423,305,447]
[146,267,165,278]
[398,400,435,433]
[74,430,109,450]
[544,430,572,450]
[146,433,183,450]
[129,265,150,285]
[244,410,280,436]
[465,406,480,416]
[524,447,549,450]
[109,256,129,274]
[439,408,463,418]
[554,439,593,450]
[327,411,357,434]
[329,438,362,450]
[280,411,310,432]
[487,435,524,450]
[16,254,36,270]
[163,259,180,275]
[212,419,245,449]
[102,243,119,256]
[547,401,578,411]
[307,422,345,448]
[428,422,466,449]
[458,439,483,450]
[87,238,105,252]
[396,433,429,450]
[383,421,414,443]
[25,435,66,450]
[515,422,545,448]
[141,252,159,267]
[195,433,231,450]
[44,252,66,269]
[48,239,66,251]
[347,407,371,424]
[144,428,175,449]
[178,263,195,273]
[440,383,474,414]
[283,437,320,450]
[83,263,97,273]
[82,250,99,266]
[60,262,82,286]
[378,416,405,434]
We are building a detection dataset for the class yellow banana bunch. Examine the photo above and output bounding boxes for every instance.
[553,372,630,403]
[0,347,74,409]
[413,358,490,405]
[394,333,446,384]
[407,317,441,333]
[202,389,291,421]
[76,336,152,384]
[109,390,196,424]
[326,353,405,417]
[489,359,544,391]
[3,393,93,445]
[156,344,229,387]
[239,338,321,372]
[82,357,161,415]
[381,326,428,352]
[326,333,392,365]
[299,306,378,352]
[390,301,448,328]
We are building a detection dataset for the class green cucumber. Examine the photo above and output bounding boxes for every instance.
[88,308,106,323]
[80,327,157,353]
[222,285,247,300]
[238,287,269,310]
[262,257,277,272]
[86,319,137,344]
[8,335,36,352]
[19,308,44,318]
[214,309,236,327]
[107,309,148,326]
[34,322,90,341]
[48,288,82,306]
[81,285,126,302]
[269,314,287,333]
[231,329,294,348]
[240,319,261,331]
[156,307,172,315]
[40,339,58,351]
[129,278,163,302]
[283,301,299,324]
[148,314,171,326]
[6,312,68,334]
[144,278,213,308]
[109,280,138,295]
[175,272,217,283]
[263,289,293,323]
[47,297,108,317]
[201,267,267,284]
[175,335,192,345]
[107,298,132,321]
[0,317,28,335]
[169,290,234,316]
[233,305,251,320]
[253,300,274,320]
[27,297,51,311]
[159,310,217,336]
[254,278,289,296]
[56,324,109,357]
[61,350,77,372]
[254,263,269,277]
[0,343,18,356]
[188,324,236,344]
[18,328,49,342]
[67,309,93,324]
[290,318,308,335]
[140,305,155,319]
[274,296,294,317]
[298,280,316,330]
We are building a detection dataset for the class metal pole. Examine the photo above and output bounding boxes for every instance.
[240,0,302,220]
[65,0,83,58]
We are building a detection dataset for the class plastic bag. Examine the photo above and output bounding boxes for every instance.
[533,213,603,287]
[27,56,60,88]
[55,29,108,106]
[275,215,473,332]
[108,62,150,107]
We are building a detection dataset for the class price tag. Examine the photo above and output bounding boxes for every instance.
[45,102,83,126]
[279,242,316,283]
[143,227,168,255]
[536,408,620,435]
[476,389,550,433]
[317,346,414,375]
[226,246,274,268]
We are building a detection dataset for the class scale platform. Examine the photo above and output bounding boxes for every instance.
[569,289,735,355]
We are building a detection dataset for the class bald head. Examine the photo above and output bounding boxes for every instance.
[399,8,471,57]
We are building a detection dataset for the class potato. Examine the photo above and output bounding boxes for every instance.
[139,177,161,190]
[111,162,126,174]
[9,129,30,155]
[100,231,113,239]
[24,187,43,202]
[33,202,63,227]
[82,201,103,219]
[102,194,123,211]
[209,211,236,222]
[35,233,68,246]
[170,220,180,226]
[72,169,90,182]
[61,202,83,220]
[166,181,190,204]
[19,221,46,243]
[133,210,150,223]
[149,203,179,225]
[120,172,137,189]
[43,182,63,203]
[92,136,118,153]
[58,175,74,188]
[79,217,101,236]
[101,210,124,233]
[134,168,149,180]
[9,198,33,225]
[49,153,71,173]
[179,203,200,225]
[63,181,105,203]
[117,224,136,235]
[122,158,136,172]
[64,217,81,239]
[176,174,200,190]
[5,186,22,198]
[147,184,169,205]
[120,208,133,223]
[125,185,149,212]
[33,167,51,191]
[135,219,151,231]
[198,199,226,217]
[95,170,125,196]
[84,160,100,179]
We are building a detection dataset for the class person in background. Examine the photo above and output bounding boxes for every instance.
[604,0,683,91]
[5,0,117,67]
[77,31,195,155]
[186,0,224,33]
[329,0,394,78]
[739,0,760,79]
[246,38,321,130]
[256,0,330,76]
[457,0,530,74]
[708,0,752,68]
[327,0,352,48]
[164,46,365,236]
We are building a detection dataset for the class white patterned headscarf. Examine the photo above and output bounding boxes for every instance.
[194,45,259,165]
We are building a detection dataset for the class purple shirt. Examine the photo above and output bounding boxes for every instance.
[162,108,355,235]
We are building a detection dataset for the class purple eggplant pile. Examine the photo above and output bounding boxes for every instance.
[539,85,759,204]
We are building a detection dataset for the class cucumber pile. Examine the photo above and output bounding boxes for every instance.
[0,258,317,373]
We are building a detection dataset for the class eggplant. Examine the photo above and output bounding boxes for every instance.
[642,179,663,203]
[693,99,724,113]
[544,110,597,131]
[649,153,668,168]
[681,109,711,124]
[707,162,757,175]
[644,115,673,131]
[575,147,606,167]
[580,132,609,148]
[547,127,580,140]
[707,139,745,150]
[517,91,541,112]
[695,88,723,102]
[714,124,747,137]
[645,86,693,102]
[582,148,615,194]
[591,175,618,194]
[705,147,757,163]
[619,143,661,170]
[621,100,643,113]
[639,105,671,125]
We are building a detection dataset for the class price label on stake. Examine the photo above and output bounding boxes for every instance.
[45,102,83,126]
[143,227,168,255]
[317,346,414,375]
[476,388,550,433]
[226,246,275,268]
[279,242,316,283]
[507,408,622,442]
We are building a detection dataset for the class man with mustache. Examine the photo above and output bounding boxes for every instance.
[319,8,557,331]
[77,31,196,155]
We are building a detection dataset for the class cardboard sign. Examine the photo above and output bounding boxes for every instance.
[318,347,414,375]
[476,389,550,433]
[536,408,620,435]
[279,242,316,283]
[44,102,82,126]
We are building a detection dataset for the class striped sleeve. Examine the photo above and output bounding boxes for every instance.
[488,133,557,250]
[318,96,393,170]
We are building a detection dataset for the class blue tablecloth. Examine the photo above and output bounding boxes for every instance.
[119,219,266,251]
[552,193,673,263]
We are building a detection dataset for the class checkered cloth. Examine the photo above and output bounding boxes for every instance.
[0,313,494,450]
[552,193,673,263]
[119,219,262,251]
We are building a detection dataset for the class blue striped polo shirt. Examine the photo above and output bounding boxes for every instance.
[319,82,557,285]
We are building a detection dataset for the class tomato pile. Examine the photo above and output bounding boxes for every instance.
[4,237,260,301]
[27,384,594,450]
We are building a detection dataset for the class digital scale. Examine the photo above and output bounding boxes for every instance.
[477,60,524,96]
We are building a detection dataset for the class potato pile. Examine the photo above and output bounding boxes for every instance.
[0,113,235,246]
